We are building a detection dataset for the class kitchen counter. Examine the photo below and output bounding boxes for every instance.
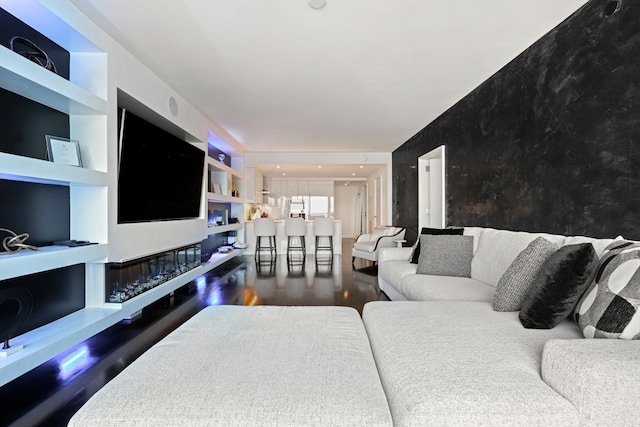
[244,219,342,255]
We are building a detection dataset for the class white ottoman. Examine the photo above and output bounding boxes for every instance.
[69,305,392,426]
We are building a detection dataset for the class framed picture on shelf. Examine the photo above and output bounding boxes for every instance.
[45,135,82,167]
[212,183,222,194]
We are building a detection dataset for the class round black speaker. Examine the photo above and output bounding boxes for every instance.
[0,287,33,349]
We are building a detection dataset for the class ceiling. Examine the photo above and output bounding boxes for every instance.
[70,0,587,178]
[259,162,383,180]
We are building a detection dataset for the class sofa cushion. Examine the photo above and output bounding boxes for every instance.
[379,259,418,288]
[469,227,566,288]
[575,240,640,339]
[541,339,640,427]
[401,275,494,301]
[409,227,464,263]
[363,301,581,427]
[493,236,559,312]
[416,235,473,277]
[520,243,599,329]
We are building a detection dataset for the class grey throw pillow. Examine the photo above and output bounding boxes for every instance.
[416,235,473,277]
[493,237,559,312]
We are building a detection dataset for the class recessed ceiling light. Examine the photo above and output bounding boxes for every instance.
[276,165,280,169]
[318,165,322,168]
[359,165,363,168]
[352,173,356,176]
[282,173,286,176]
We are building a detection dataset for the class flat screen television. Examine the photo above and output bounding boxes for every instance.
[117,108,205,223]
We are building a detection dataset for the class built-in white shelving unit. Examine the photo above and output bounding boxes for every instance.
[206,157,245,243]
[0,1,111,386]
[0,2,245,387]
[206,157,244,203]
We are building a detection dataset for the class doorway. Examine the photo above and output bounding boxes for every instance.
[418,145,446,230]
[373,176,382,228]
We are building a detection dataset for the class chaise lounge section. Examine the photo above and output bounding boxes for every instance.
[69,305,393,427]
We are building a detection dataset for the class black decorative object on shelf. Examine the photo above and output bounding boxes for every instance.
[1,8,70,79]
[0,286,33,355]
[9,36,57,74]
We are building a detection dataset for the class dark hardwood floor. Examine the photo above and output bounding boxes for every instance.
[0,239,385,427]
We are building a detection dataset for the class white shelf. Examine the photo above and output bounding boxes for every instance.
[207,157,243,178]
[207,223,243,236]
[207,192,244,204]
[205,249,244,269]
[0,45,108,115]
[0,244,108,281]
[0,153,107,186]
[0,306,122,387]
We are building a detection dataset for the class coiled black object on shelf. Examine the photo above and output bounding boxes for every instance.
[9,35,58,74]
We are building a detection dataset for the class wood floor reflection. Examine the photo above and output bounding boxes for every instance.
[1,239,385,426]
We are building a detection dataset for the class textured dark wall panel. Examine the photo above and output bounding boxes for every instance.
[0,88,70,160]
[1,265,85,338]
[393,0,640,242]
[0,180,71,246]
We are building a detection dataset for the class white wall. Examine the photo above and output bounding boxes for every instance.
[366,165,389,230]
[334,183,363,238]
[244,151,393,231]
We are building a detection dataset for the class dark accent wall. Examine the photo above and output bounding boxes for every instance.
[393,0,640,242]
[0,180,71,246]
[0,88,70,160]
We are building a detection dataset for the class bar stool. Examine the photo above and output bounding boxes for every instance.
[254,217,276,260]
[285,217,306,261]
[313,217,334,259]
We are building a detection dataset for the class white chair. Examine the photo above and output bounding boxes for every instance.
[285,217,307,260]
[254,217,276,259]
[351,226,406,265]
[313,217,335,258]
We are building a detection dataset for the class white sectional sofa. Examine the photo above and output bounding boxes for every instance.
[373,226,640,426]
[70,227,640,426]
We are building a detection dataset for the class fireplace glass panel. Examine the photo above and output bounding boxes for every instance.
[106,242,202,303]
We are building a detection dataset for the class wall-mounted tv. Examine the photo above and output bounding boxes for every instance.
[117,109,205,223]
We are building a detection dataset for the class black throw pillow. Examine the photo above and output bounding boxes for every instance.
[409,227,464,264]
[519,243,599,329]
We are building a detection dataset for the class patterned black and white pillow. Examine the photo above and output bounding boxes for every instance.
[574,240,640,339]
